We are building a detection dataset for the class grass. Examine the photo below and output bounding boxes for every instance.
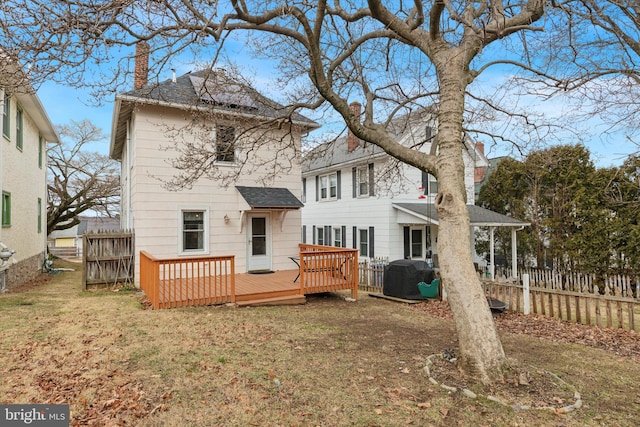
[1,259,639,426]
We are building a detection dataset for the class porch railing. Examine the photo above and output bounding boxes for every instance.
[140,251,236,309]
[298,244,358,299]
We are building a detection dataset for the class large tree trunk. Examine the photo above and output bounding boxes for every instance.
[436,63,507,384]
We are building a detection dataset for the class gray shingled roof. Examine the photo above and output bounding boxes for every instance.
[111,69,319,160]
[236,186,304,209]
[302,108,436,173]
[393,203,529,227]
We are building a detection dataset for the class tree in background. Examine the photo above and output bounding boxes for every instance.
[47,120,120,233]
[2,0,639,384]
[478,146,640,277]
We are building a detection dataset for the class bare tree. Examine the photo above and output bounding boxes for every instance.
[48,120,120,233]
[1,0,622,383]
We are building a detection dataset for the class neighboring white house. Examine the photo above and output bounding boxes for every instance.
[1,59,59,288]
[109,47,319,283]
[302,102,527,270]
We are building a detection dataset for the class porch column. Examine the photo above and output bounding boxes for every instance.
[511,228,518,279]
[489,226,495,281]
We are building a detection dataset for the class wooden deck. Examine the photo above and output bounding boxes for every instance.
[140,246,358,309]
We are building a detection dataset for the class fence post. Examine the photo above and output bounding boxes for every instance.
[523,273,530,315]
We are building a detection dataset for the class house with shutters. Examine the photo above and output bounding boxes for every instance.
[109,45,319,284]
[1,57,59,288]
[301,102,527,268]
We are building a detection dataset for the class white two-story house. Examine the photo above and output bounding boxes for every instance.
[302,102,526,268]
[110,45,319,283]
[1,58,59,288]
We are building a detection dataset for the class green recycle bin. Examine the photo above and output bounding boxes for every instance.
[417,278,440,299]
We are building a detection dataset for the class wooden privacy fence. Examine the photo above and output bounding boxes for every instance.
[139,251,236,309]
[82,230,134,290]
[298,244,359,299]
[482,273,639,332]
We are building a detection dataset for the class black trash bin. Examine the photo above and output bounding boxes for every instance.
[383,259,436,300]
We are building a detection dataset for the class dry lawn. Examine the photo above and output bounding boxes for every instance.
[1,259,639,426]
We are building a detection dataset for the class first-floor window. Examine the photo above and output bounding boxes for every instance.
[411,228,423,258]
[317,227,325,245]
[37,198,42,233]
[2,191,10,227]
[182,210,206,252]
[333,227,342,247]
[359,228,368,257]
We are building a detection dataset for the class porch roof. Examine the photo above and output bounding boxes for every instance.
[236,186,304,209]
[392,202,529,227]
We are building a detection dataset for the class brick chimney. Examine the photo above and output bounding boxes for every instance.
[347,101,361,153]
[134,41,150,90]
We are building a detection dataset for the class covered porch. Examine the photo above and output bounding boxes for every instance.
[139,244,359,309]
[392,202,529,279]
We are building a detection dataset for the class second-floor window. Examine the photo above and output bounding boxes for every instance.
[2,92,9,139]
[16,105,23,150]
[215,125,235,162]
[357,166,369,196]
[320,172,338,200]
[422,172,438,196]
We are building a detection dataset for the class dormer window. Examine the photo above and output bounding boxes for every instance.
[215,125,235,162]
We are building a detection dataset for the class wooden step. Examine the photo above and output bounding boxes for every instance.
[236,294,307,307]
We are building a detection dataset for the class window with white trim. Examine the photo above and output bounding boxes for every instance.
[181,210,208,253]
[2,92,9,139]
[16,104,23,150]
[319,172,337,200]
[215,125,235,162]
[410,227,423,258]
[333,227,342,247]
[317,226,325,245]
[356,166,369,197]
[359,228,369,257]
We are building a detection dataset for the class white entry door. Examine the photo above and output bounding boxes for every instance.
[247,213,271,272]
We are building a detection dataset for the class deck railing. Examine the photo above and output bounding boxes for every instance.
[139,251,236,309]
[298,244,358,299]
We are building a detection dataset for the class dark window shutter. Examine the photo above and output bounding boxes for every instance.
[325,226,331,245]
[352,167,357,198]
[312,226,316,244]
[315,176,319,201]
[369,226,375,258]
[403,226,410,258]
[336,171,341,200]
[302,178,307,203]
[422,171,428,195]
[341,226,346,247]
[302,225,306,244]
[368,163,375,196]
[352,226,357,249]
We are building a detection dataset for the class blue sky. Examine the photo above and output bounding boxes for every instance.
[35,44,638,168]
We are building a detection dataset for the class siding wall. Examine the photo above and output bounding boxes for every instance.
[302,141,478,261]
[124,105,304,282]
[1,90,47,281]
